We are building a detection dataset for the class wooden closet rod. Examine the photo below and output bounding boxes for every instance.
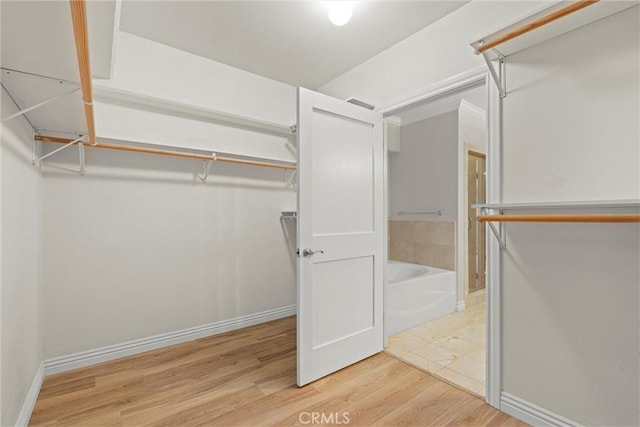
[35,135,297,170]
[69,0,97,146]
[479,214,640,223]
[477,0,599,54]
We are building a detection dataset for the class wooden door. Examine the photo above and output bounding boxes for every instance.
[468,152,486,293]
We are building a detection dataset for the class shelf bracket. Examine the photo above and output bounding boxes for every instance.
[35,134,86,164]
[32,132,38,166]
[198,154,215,183]
[482,208,506,250]
[78,142,86,175]
[480,52,506,98]
[2,87,80,122]
[285,169,297,189]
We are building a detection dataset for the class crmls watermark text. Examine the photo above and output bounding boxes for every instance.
[298,411,350,425]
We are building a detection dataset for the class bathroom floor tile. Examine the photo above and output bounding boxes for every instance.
[387,332,427,353]
[411,342,460,367]
[427,316,470,336]
[447,356,486,382]
[452,324,486,346]
[467,347,487,364]
[431,335,479,356]
[404,323,441,342]
[386,299,487,397]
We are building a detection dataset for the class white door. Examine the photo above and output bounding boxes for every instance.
[297,87,384,386]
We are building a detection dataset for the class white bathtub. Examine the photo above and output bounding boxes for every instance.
[385,261,456,336]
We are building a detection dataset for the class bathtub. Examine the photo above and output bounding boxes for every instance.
[385,261,456,336]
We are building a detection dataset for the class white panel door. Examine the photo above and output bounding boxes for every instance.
[297,87,384,386]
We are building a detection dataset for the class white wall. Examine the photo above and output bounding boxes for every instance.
[501,7,639,426]
[94,32,296,163]
[43,153,295,358]
[1,94,43,426]
[502,11,639,203]
[321,1,639,424]
[389,111,458,222]
[42,32,297,360]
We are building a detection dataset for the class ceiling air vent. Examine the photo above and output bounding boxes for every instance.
[346,98,375,110]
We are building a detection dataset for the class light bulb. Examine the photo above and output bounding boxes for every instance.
[327,1,353,26]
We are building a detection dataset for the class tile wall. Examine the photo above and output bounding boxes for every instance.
[388,220,455,270]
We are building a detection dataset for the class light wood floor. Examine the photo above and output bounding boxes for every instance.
[30,317,525,426]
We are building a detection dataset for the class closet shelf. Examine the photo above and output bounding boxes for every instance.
[472,200,640,249]
[93,86,295,138]
[479,214,640,223]
[469,0,636,98]
[35,135,297,171]
[281,211,297,219]
[473,0,598,56]
[473,200,640,211]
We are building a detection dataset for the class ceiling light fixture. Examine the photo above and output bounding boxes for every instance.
[327,1,353,26]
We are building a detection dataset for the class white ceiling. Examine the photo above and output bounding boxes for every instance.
[1,1,119,81]
[119,1,469,89]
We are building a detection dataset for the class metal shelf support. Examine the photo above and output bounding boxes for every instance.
[35,134,86,164]
[2,87,80,122]
[481,52,506,98]
[198,156,215,183]
[482,207,507,250]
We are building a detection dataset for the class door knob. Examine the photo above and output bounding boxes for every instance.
[302,248,325,257]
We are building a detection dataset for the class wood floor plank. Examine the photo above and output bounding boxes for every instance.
[30,317,526,426]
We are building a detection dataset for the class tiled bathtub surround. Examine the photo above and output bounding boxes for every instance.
[389,220,455,270]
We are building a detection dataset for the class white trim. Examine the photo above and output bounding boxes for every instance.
[456,300,466,312]
[500,392,580,427]
[456,108,466,310]
[44,305,295,376]
[459,99,487,122]
[401,97,464,126]
[15,362,44,427]
[376,67,487,116]
[384,116,402,126]
[486,74,503,408]
[383,114,390,349]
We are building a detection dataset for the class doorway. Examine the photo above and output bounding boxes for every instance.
[383,81,489,398]
[467,151,486,294]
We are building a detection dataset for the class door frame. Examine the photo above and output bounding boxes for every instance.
[465,147,487,296]
[376,66,502,408]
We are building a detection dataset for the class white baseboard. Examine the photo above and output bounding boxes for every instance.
[456,300,466,311]
[44,305,296,376]
[15,362,44,427]
[500,392,579,427]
